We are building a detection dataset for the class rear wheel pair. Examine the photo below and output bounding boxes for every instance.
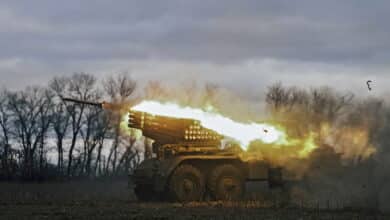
[168,164,245,202]
[208,164,245,201]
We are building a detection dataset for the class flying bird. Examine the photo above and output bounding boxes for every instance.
[366,80,372,91]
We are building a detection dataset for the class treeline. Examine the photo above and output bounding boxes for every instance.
[1,74,389,182]
[0,73,141,181]
[264,82,388,160]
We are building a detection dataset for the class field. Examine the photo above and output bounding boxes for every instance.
[0,181,387,220]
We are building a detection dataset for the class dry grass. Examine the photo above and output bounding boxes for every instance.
[0,180,132,203]
[0,181,387,220]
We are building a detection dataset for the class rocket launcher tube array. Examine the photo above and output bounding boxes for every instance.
[128,110,222,144]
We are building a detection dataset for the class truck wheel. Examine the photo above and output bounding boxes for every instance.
[168,164,205,202]
[208,164,245,200]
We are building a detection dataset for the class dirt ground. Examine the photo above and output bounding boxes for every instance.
[0,181,387,220]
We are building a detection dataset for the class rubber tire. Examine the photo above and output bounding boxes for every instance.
[168,164,205,202]
[208,164,245,201]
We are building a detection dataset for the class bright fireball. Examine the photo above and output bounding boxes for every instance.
[131,100,287,150]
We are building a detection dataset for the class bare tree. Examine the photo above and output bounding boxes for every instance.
[265,83,354,139]
[36,89,54,178]
[104,73,136,103]
[309,87,354,125]
[116,133,138,174]
[49,77,71,175]
[64,73,98,177]
[93,114,110,176]
[0,89,12,179]
[7,87,51,180]
[266,82,292,114]
[103,73,137,173]
[80,106,109,177]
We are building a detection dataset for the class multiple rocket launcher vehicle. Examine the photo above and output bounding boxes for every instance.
[63,97,285,202]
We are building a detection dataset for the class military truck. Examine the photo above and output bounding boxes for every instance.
[62,98,285,202]
[129,110,287,202]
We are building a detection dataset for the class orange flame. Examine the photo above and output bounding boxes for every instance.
[130,100,317,156]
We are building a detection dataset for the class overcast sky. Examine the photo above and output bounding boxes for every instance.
[0,0,389,99]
